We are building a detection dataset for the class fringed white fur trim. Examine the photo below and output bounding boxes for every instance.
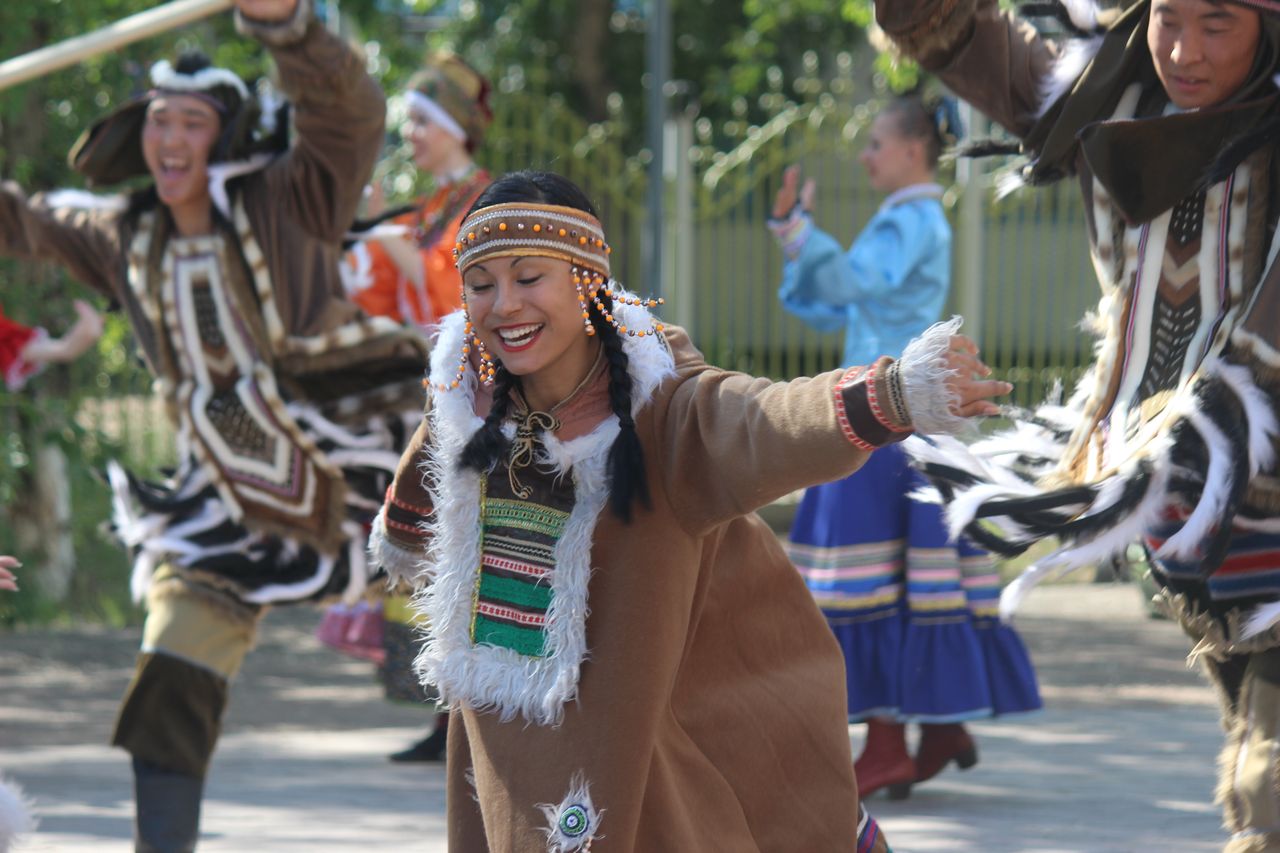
[1036,35,1104,117]
[42,189,128,212]
[538,773,604,853]
[898,316,967,436]
[0,774,35,853]
[413,305,673,725]
[367,510,427,586]
[150,60,250,100]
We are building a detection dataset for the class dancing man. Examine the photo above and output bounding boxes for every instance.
[0,0,426,848]
[876,0,1280,846]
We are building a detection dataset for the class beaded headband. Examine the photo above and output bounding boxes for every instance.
[453,202,612,278]
[434,202,662,392]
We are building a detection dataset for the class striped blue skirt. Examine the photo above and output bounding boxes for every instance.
[788,443,1042,722]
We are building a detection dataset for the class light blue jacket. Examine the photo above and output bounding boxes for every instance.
[777,183,951,365]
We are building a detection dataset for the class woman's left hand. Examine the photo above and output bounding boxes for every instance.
[944,335,1011,418]
[0,555,20,592]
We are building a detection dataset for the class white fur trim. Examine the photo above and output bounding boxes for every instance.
[367,510,426,586]
[150,59,250,100]
[208,154,274,220]
[406,90,468,144]
[898,316,967,436]
[1036,36,1104,118]
[42,189,127,212]
[413,304,673,725]
[0,774,34,853]
[538,773,604,853]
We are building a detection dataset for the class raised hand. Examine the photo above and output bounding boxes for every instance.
[233,0,299,22]
[0,556,20,592]
[771,165,817,220]
[943,335,1011,418]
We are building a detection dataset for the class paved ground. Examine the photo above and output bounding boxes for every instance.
[0,582,1226,852]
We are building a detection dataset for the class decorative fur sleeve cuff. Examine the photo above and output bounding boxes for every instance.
[236,0,312,47]
[897,316,968,436]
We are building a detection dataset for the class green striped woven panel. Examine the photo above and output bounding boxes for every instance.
[471,495,569,658]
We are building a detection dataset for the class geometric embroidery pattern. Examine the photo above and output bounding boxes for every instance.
[472,494,568,658]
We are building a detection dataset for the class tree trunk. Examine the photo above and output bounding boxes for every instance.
[571,0,613,123]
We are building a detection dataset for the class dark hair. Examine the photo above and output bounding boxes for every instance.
[457,170,651,522]
[881,94,962,171]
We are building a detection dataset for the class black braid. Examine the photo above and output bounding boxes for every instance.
[459,367,518,473]
[591,297,651,522]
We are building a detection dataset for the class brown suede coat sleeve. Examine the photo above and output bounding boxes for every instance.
[877,0,1059,138]
[444,329,895,851]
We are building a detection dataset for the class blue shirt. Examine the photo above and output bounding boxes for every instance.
[777,183,951,365]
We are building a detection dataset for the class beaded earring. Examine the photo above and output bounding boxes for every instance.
[571,264,666,339]
[432,292,498,392]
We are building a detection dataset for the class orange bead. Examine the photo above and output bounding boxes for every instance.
[467,232,476,240]
[499,222,508,231]
[558,228,567,237]
[533,224,542,233]
[579,236,588,245]
[619,325,628,333]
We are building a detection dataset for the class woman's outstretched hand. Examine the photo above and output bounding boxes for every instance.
[771,164,816,220]
[944,335,1011,418]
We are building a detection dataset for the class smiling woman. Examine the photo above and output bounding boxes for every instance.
[369,170,1014,852]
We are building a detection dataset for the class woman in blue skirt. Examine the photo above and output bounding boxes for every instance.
[768,93,1041,799]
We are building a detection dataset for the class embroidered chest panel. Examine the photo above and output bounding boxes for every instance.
[125,213,344,551]
[473,470,575,658]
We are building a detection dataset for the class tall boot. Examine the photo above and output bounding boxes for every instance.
[389,712,449,763]
[133,757,203,853]
[853,719,915,801]
[913,722,978,785]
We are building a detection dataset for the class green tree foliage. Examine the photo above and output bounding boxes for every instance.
[403,0,913,147]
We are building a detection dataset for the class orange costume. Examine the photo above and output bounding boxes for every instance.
[348,167,490,325]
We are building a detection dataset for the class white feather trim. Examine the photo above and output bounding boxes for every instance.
[1059,0,1101,33]
[898,316,967,436]
[1211,360,1279,473]
[0,774,35,853]
[1037,36,1105,118]
[1154,405,1233,561]
[150,60,250,100]
[1242,601,1280,639]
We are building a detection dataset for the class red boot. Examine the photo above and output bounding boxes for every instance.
[854,719,916,800]
[914,723,978,784]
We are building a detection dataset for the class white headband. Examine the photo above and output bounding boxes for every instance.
[405,90,468,144]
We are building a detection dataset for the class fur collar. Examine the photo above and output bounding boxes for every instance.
[413,292,674,725]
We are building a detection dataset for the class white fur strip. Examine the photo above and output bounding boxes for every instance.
[1154,407,1233,561]
[898,317,967,436]
[150,59,249,99]
[1212,361,1279,473]
[0,774,35,853]
[1037,36,1104,118]
[1243,601,1280,639]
